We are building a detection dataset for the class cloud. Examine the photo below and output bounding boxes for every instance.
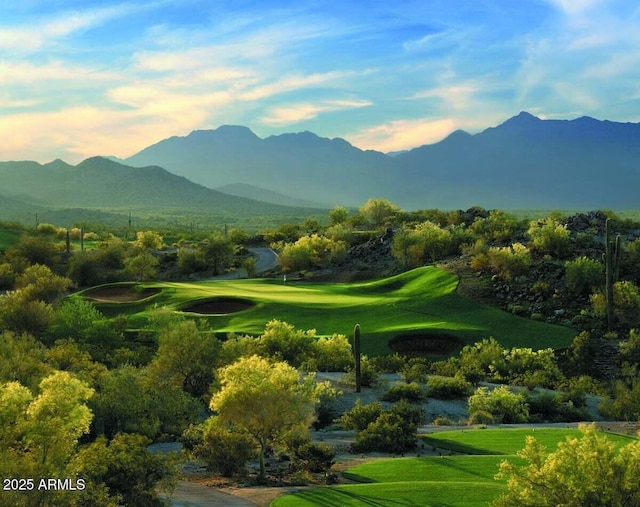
[260,99,372,126]
[0,3,145,52]
[346,118,459,153]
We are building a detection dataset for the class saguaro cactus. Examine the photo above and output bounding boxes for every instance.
[604,218,621,331]
[353,324,361,393]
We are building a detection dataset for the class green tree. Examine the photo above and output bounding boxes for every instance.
[15,263,71,303]
[241,255,257,278]
[328,205,349,226]
[359,198,401,229]
[72,432,178,507]
[0,371,93,507]
[201,234,235,275]
[125,251,158,281]
[134,230,163,251]
[0,331,51,392]
[149,319,219,398]
[210,355,320,481]
[468,385,529,424]
[6,234,60,267]
[494,424,640,507]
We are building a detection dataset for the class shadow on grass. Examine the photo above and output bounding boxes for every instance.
[288,487,414,506]
[421,436,501,455]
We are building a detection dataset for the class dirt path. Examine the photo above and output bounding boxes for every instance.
[160,481,258,507]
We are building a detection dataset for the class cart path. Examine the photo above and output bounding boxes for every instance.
[160,480,258,507]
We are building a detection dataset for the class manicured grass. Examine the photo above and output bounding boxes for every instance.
[421,427,637,455]
[271,481,502,507]
[0,229,20,249]
[272,428,638,506]
[77,266,577,355]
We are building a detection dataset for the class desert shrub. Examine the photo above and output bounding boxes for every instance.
[468,386,529,424]
[599,379,640,421]
[565,256,603,295]
[312,382,341,430]
[527,217,571,258]
[457,338,505,384]
[497,347,563,389]
[426,376,472,399]
[177,247,207,274]
[350,400,426,453]
[381,382,425,402]
[526,391,589,423]
[368,353,406,373]
[67,251,101,287]
[591,280,640,328]
[469,210,521,242]
[344,355,379,387]
[308,334,352,372]
[487,243,531,279]
[0,263,15,289]
[400,357,430,383]
[468,410,495,425]
[287,438,335,474]
[276,234,347,272]
[182,418,255,477]
[339,400,383,432]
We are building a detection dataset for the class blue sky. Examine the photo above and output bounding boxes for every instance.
[1,0,639,163]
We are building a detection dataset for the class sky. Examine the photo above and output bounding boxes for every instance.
[1,0,640,163]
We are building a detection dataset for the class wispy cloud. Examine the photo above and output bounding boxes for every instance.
[260,99,372,126]
[0,3,144,52]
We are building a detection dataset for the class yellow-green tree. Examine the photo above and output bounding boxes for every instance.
[210,355,320,481]
[494,424,640,506]
[0,371,93,506]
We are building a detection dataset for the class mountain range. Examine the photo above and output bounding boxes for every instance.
[124,112,640,210]
[1,112,639,227]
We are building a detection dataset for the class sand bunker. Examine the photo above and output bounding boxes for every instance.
[83,285,161,303]
[389,331,464,356]
[183,297,255,315]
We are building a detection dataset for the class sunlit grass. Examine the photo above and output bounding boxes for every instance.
[77,266,577,355]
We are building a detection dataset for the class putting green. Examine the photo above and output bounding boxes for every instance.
[77,267,577,355]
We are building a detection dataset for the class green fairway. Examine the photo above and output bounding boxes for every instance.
[0,229,20,249]
[272,428,637,507]
[421,427,638,456]
[78,266,576,355]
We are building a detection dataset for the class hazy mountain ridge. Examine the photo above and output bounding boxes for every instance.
[2,112,640,215]
[123,112,640,210]
[0,156,322,216]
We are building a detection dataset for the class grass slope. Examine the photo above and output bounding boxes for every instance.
[272,428,637,507]
[0,229,20,249]
[79,266,576,355]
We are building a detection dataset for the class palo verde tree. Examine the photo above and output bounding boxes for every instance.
[494,424,640,507]
[209,355,321,482]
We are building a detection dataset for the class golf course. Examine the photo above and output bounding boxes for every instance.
[271,427,638,506]
[78,266,577,355]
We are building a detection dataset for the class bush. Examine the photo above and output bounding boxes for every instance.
[368,353,406,373]
[350,400,426,454]
[339,400,383,432]
[527,218,571,258]
[344,355,379,387]
[526,391,589,423]
[288,438,335,474]
[486,243,531,279]
[381,382,425,402]
[565,257,603,295]
[468,386,529,424]
[183,418,255,477]
[426,376,472,399]
[400,358,430,383]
